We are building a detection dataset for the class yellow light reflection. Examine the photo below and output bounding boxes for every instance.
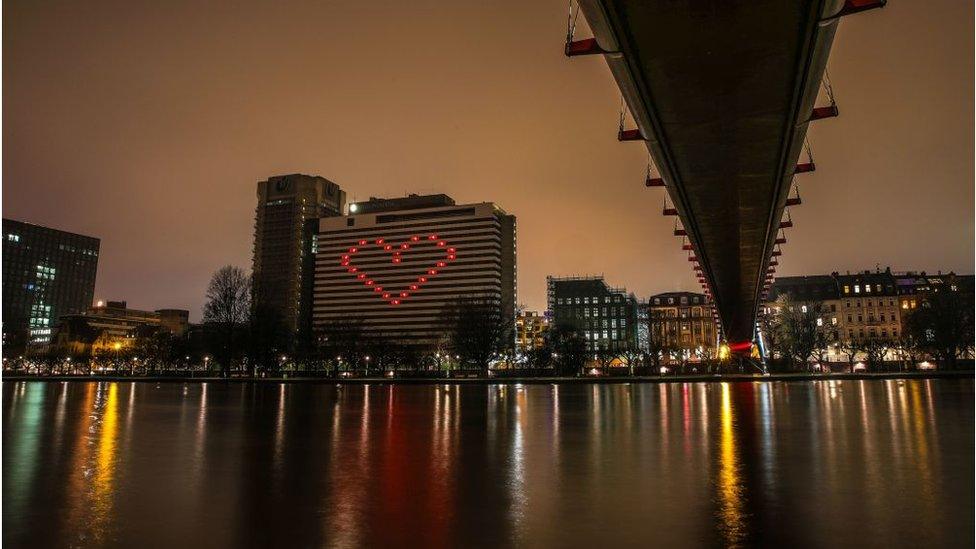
[92,383,120,543]
[718,383,745,546]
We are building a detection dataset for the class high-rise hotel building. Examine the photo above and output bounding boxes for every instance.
[252,174,345,335]
[312,194,516,347]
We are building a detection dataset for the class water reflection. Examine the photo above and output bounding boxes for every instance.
[91,383,120,543]
[2,379,973,548]
[718,383,745,546]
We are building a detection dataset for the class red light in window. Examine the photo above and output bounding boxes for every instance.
[343,235,456,307]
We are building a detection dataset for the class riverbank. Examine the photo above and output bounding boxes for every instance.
[3,370,972,385]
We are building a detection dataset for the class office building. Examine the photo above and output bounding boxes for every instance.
[252,174,346,334]
[516,310,549,352]
[2,219,99,352]
[48,300,190,356]
[647,292,717,355]
[546,276,638,352]
[313,195,516,348]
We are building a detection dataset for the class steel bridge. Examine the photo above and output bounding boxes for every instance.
[567,0,886,350]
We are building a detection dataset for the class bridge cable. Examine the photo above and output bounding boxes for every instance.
[822,69,837,106]
[618,96,627,132]
[566,0,581,46]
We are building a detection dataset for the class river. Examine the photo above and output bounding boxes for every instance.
[3,379,972,547]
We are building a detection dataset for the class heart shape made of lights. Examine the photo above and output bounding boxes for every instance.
[338,233,457,305]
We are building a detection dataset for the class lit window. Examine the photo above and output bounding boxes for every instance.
[801,305,808,313]
[854,285,860,293]
[816,318,823,326]
[865,285,871,293]
[831,317,837,325]
[7,234,20,242]
[843,285,850,294]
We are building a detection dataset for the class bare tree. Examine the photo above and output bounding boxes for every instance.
[548,323,587,376]
[318,318,366,376]
[592,346,619,374]
[619,346,646,376]
[863,338,893,372]
[904,290,974,370]
[895,333,923,371]
[203,265,251,377]
[773,297,825,371]
[443,297,513,375]
[247,301,290,376]
[839,339,863,372]
[362,331,399,375]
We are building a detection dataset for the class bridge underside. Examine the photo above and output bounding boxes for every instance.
[578,0,850,342]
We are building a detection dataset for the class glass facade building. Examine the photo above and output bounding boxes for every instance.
[546,276,638,352]
[2,219,99,351]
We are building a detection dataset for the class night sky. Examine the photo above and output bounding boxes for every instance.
[4,1,973,320]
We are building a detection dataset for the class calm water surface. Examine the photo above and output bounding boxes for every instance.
[3,379,973,548]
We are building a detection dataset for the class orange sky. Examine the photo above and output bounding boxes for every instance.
[4,0,973,320]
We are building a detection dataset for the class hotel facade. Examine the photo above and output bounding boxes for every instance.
[312,195,516,348]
